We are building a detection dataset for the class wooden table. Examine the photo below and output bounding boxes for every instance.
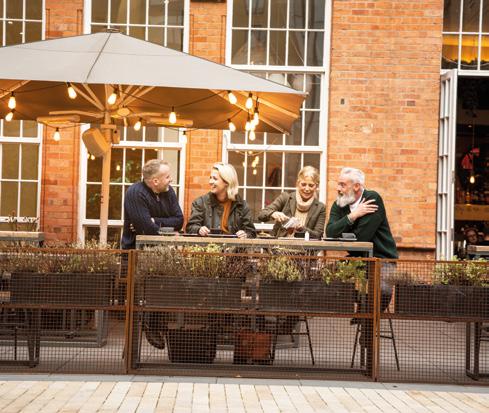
[466,245,489,259]
[136,235,374,257]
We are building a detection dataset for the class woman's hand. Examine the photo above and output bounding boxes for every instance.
[271,211,289,223]
[198,226,210,236]
[236,230,247,239]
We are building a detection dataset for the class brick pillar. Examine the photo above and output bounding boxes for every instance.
[328,0,444,255]
[184,2,227,219]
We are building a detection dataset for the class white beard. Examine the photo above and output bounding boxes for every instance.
[336,191,356,208]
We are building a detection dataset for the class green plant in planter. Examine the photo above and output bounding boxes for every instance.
[319,260,367,293]
[260,255,302,282]
[434,257,488,287]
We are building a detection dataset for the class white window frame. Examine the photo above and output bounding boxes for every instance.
[224,0,331,207]
[442,0,489,73]
[79,0,189,242]
[0,0,45,224]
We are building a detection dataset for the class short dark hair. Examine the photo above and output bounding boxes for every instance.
[142,159,169,181]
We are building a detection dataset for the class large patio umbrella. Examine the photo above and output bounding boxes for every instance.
[0,31,305,243]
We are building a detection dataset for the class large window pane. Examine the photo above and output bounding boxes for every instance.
[250,30,267,65]
[245,188,262,220]
[25,21,42,42]
[87,156,103,182]
[309,0,325,29]
[148,26,164,45]
[305,74,321,109]
[442,33,459,69]
[269,31,286,65]
[148,0,164,24]
[23,121,38,137]
[481,36,489,70]
[20,182,37,217]
[304,111,319,145]
[233,0,249,28]
[232,30,248,64]
[1,182,18,216]
[284,153,301,187]
[289,0,305,29]
[110,148,124,183]
[111,0,128,24]
[2,144,19,179]
[108,185,122,220]
[263,189,281,209]
[6,0,22,19]
[461,34,478,69]
[462,0,480,32]
[265,152,282,187]
[229,151,245,184]
[130,0,146,24]
[288,31,305,65]
[303,153,320,171]
[307,31,323,66]
[86,184,101,219]
[125,148,143,182]
[484,1,489,32]
[129,25,145,40]
[167,27,183,51]
[251,0,268,28]
[3,120,21,137]
[162,149,180,181]
[168,0,184,25]
[26,0,43,20]
[21,144,38,180]
[286,117,302,145]
[270,0,286,28]
[443,0,460,32]
[6,21,23,45]
[246,152,264,186]
[92,0,109,23]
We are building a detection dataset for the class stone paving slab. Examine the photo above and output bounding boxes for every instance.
[0,375,487,412]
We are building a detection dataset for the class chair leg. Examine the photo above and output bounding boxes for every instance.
[351,323,360,368]
[303,317,315,365]
[388,319,400,371]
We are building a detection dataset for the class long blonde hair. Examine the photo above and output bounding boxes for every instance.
[213,163,239,201]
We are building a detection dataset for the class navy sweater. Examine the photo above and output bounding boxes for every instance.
[121,181,183,249]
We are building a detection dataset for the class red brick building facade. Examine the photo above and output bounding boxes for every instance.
[3,1,473,259]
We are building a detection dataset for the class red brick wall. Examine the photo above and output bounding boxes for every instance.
[184,2,228,220]
[328,0,444,257]
[40,0,83,242]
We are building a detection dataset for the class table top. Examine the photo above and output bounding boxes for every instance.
[136,235,373,256]
[466,245,489,256]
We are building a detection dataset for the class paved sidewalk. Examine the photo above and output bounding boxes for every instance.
[0,375,488,412]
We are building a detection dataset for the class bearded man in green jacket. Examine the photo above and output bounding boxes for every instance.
[326,167,398,312]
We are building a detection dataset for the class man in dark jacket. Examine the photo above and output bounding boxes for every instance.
[121,159,183,250]
[326,167,398,311]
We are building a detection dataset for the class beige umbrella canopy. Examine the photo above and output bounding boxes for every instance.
[0,31,306,243]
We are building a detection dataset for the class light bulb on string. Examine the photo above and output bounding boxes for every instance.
[53,128,61,142]
[134,118,142,131]
[227,91,237,105]
[67,83,77,99]
[8,93,16,109]
[181,130,188,145]
[169,107,177,124]
[252,169,257,175]
[253,110,259,125]
[5,109,14,122]
[228,119,236,132]
[469,174,475,184]
[245,119,252,131]
[90,154,96,160]
[107,88,118,105]
[116,164,121,172]
[249,130,256,141]
[245,93,253,110]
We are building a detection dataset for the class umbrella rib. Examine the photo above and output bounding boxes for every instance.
[80,84,105,111]
[121,86,156,107]
[0,80,30,99]
[235,91,299,119]
[211,91,288,134]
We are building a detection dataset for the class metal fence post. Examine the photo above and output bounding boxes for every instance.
[124,249,137,373]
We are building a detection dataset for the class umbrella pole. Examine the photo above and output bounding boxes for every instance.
[99,113,112,245]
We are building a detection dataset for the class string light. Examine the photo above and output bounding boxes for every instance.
[134,118,142,131]
[169,107,177,124]
[228,119,236,132]
[227,91,237,105]
[107,88,118,105]
[8,92,16,109]
[245,93,253,110]
[116,164,121,171]
[469,174,475,184]
[252,169,257,175]
[253,110,259,125]
[181,130,188,145]
[5,109,14,122]
[249,130,256,141]
[90,154,96,160]
[67,83,77,99]
[53,128,61,141]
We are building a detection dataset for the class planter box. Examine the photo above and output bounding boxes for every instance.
[10,272,113,306]
[259,280,356,313]
[166,328,216,363]
[395,284,489,318]
[141,276,243,309]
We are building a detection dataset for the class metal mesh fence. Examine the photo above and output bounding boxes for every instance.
[0,246,487,384]
[0,248,127,373]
